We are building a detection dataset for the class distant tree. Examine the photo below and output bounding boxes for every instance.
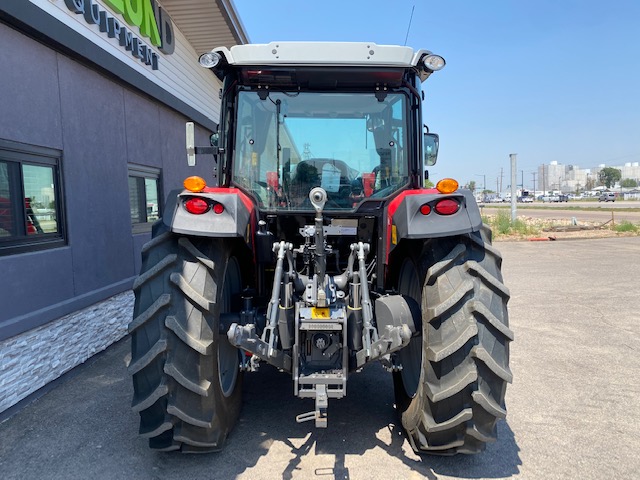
[620,178,638,188]
[585,177,595,190]
[468,180,476,192]
[598,167,621,188]
[425,179,435,188]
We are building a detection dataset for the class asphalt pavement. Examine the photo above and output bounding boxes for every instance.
[1,236,639,480]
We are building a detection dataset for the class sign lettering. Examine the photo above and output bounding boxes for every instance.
[64,0,175,70]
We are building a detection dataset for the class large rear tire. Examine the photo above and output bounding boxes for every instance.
[129,225,243,452]
[393,225,513,455]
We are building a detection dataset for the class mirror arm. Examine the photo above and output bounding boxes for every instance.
[194,147,221,185]
[194,147,216,155]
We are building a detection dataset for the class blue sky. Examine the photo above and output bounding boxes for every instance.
[233,0,640,190]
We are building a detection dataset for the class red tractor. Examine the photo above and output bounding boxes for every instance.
[128,42,512,455]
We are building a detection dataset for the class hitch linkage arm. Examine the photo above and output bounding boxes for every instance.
[264,241,291,357]
[354,242,377,358]
[227,240,294,372]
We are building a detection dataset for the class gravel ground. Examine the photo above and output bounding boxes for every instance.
[486,214,640,242]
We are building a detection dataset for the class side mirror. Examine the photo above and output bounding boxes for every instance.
[186,122,196,166]
[424,132,439,167]
[210,132,219,147]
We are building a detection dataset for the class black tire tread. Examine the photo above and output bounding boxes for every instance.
[164,315,213,355]
[127,337,168,375]
[396,224,513,455]
[130,227,242,452]
[423,407,473,433]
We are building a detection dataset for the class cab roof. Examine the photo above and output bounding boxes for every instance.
[213,42,430,68]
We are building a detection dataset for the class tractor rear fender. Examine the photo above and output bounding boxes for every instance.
[385,188,482,261]
[162,188,255,242]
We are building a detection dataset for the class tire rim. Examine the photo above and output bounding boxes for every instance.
[218,256,241,397]
[397,257,422,398]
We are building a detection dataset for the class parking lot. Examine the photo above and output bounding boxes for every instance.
[1,237,639,480]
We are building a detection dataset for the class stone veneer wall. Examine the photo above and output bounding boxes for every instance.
[0,292,133,413]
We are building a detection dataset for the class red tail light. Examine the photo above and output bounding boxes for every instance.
[213,203,224,214]
[419,204,431,215]
[434,199,460,215]
[184,197,210,215]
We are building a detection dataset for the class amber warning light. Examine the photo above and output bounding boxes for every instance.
[436,178,459,194]
[184,176,206,192]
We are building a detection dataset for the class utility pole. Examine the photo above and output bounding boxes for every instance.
[532,172,537,197]
[475,174,486,199]
[542,164,546,194]
[510,154,517,222]
[499,167,503,194]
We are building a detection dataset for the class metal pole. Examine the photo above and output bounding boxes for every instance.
[510,154,517,222]
[475,174,486,201]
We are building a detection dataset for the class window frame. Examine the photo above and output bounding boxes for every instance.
[0,139,66,256]
[128,164,162,234]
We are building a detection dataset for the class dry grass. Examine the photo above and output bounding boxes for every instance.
[484,211,640,241]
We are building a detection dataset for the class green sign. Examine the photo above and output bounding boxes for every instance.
[64,0,175,70]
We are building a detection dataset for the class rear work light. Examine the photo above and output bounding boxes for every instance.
[422,54,446,72]
[199,52,221,69]
[434,199,460,215]
[184,197,211,215]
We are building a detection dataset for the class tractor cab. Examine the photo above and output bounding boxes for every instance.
[190,42,444,213]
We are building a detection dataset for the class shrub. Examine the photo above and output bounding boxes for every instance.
[613,221,639,233]
[485,211,541,237]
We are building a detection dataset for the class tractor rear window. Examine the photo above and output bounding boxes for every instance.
[232,90,408,210]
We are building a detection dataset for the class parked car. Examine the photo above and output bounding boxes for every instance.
[599,192,616,202]
[558,194,569,202]
[517,196,533,203]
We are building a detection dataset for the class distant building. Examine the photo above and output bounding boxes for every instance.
[537,160,640,193]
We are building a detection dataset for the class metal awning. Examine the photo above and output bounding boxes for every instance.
[160,0,250,54]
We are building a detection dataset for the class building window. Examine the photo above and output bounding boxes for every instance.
[0,139,65,256]
[128,165,161,234]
